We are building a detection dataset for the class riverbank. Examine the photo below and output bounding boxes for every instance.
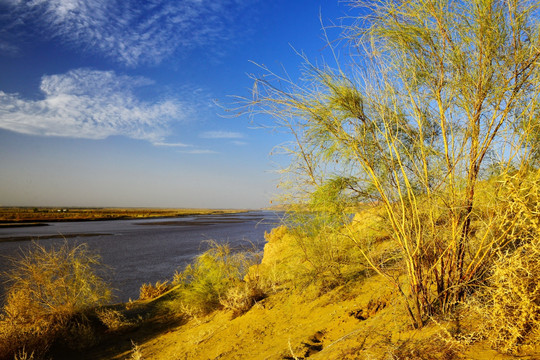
[53,220,540,359]
[1,207,538,359]
[0,207,250,224]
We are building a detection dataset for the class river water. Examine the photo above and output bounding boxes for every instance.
[0,211,280,302]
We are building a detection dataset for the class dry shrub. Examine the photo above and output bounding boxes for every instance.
[130,340,144,360]
[257,219,366,294]
[219,280,265,316]
[13,349,34,360]
[464,169,540,353]
[0,241,112,359]
[139,280,171,300]
[494,169,540,250]
[474,239,540,353]
[96,308,133,331]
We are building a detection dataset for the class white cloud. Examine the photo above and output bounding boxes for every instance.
[0,0,21,5]
[0,68,184,141]
[200,131,244,139]
[6,0,255,66]
[232,140,247,146]
[180,149,218,154]
[153,141,190,148]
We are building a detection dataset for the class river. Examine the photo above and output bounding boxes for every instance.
[0,211,280,302]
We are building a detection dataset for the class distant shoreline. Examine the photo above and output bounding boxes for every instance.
[0,207,252,225]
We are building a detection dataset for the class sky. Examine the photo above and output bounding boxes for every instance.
[0,0,351,209]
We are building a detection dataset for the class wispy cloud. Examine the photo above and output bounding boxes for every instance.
[0,39,19,56]
[153,141,191,148]
[180,149,218,154]
[200,131,245,139]
[0,68,184,141]
[3,0,255,66]
[232,140,248,146]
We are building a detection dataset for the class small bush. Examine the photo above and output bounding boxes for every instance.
[171,242,262,317]
[139,280,171,300]
[0,241,112,359]
[474,239,540,353]
[219,280,265,316]
[96,308,133,331]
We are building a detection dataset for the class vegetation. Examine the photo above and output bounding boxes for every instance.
[1,0,539,358]
[249,0,540,331]
[169,242,264,317]
[139,281,172,301]
[0,242,111,359]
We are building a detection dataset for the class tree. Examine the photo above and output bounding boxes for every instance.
[249,0,540,327]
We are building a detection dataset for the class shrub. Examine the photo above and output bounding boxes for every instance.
[219,279,265,317]
[0,241,112,359]
[96,308,134,331]
[139,280,171,300]
[460,169,540,353]
[473,239,540,353]
[171,242,262,317]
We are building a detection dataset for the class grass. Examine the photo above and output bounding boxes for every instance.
[0,242,112,360]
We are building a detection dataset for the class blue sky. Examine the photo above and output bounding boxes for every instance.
[0,0,350,209]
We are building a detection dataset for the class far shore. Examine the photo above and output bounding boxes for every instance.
[0,207,252,225]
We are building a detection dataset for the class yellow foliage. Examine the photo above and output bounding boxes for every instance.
[139,280,171,301]
[473,239,540,353]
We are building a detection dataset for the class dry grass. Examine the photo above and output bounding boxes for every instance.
[129,341,144,360]
[0,241,112,359]
[13,349,34,360]
[460,169,540,353]
[470,239,540,353]
[139,280,172,301]
[95,308,136,332]
[219,280,265,317]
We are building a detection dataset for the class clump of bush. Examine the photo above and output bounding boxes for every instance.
[95,307,137,332]
[219,277,265,317]
[171,242,263,317]
[139,280,171,301]
[471,239,540,354]
[0,242,112,359]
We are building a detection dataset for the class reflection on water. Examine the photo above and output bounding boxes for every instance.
[0,211,281,302]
